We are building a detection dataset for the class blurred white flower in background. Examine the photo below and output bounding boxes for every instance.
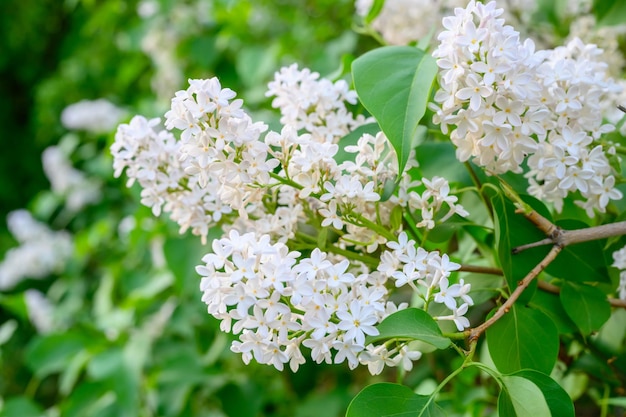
[355,0,466,46]
[42,146,101,212]
[612,246,626,301]
[24,289,55,333]
[60,98,125,134]
[0,210,73,290]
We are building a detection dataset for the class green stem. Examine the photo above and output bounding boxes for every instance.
[269,171,304,192]
[600,384,610,417]
[24,376,40,398]
[326,245,380,267]
[403,212,422,242]
[295,231,317,243]
[464,162,494,221]
[442,331,468,341]
[295,243,379,267]
[346,212,396,241]
[423,357,470,410]
[468,362,503,389]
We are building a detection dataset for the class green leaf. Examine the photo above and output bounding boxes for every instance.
[365,308,451,349]
[164,233,216,296]
[511,370,575,417]
[364,0,385,24]
[497,389,517,417]
[491,192,549,303]
[352,46,438,176]
[529,290,577,335]
[593,0,626,26]
[0,396,44,417]
[499,375,551,417]
[59,350,91,395]
[88,347,125,380]
[486,305,559,374]
[60,381,116,417]
[415,141,472,185]
[560,282,611,335]
[346,383,444,417]
[0,293,28,320]
[25,332,96,378]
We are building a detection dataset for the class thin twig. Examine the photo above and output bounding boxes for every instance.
[468,245,562,342]
[458,264,502,275]
[511,238,554,254]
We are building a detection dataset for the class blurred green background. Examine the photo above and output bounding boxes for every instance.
[2,0,626,416]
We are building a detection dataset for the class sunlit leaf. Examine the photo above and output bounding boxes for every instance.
[486,305,559,374]
[346,383,445,417]
[365,308,451,349]
[352,46,438,176]
[499,375,551,417]
[511,370,575,417]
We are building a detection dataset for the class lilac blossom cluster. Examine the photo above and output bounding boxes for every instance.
[266,64,369,143]
[196,230,468,373]
[112,65,471,373]
[431,0,622,215]
[112,78,272,242]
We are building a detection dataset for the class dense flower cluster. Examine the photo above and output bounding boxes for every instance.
[111,76,272,242]
[112,65,471,373]
[266,64,369,142]
[196,231,469,373]
[431,0,622,215]
[0,210,73,290]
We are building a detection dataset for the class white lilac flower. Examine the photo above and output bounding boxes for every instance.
[378,232,472,330]
[61,99,125,133]
[0,211,73,290]
[112,76,276,242]
[195,231,457,373]
[265,64,369,143]
[432,0,623,216]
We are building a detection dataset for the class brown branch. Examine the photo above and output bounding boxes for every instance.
[516,208,559,237]
[468,245,562,342]
[458,264,502,275]
[512,220,626,254]
[560,221,626,246]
